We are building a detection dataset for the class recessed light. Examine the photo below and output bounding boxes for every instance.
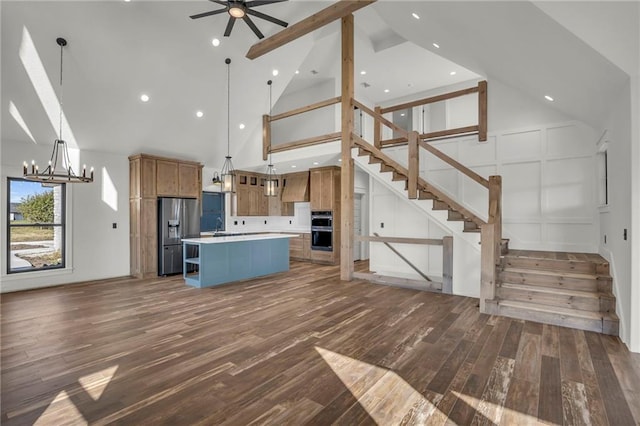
[196,111,204,118]
[124,0,131,2]
[295,70,299,74]
[212,38,220,47]
[450,71,457,76]
[384,89,390,93]
[338,158,342,162]
[400,113,405,117]
[545,95,554,102]
[412,12,420,19]
[360,70,366,75]
[239,123,245,129]
[291,165,297,168]
[140,94,149,102]
[313,162,319,165]
[272,69,279,76]
[432,42,440,49]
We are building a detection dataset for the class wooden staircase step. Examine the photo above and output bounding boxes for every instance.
[380,164,395,173]
[485,299,619,335]
[392,171,407,182]
[418,191,436,200]
[447,210,465,221]
[503,250,608,275]
[463,221,481,233]
[368,157,383,165]
[358,147,370,157]
[499,267,612,292]
[498,282,616,313]
[432,200,448,210]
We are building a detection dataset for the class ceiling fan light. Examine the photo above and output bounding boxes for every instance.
[229,6,245,18]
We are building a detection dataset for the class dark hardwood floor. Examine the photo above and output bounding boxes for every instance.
[2,261,639,425]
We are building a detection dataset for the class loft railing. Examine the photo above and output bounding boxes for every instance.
[374,80,487,148]
[262,96,341,160]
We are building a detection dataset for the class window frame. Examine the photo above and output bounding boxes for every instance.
[6,177,67,274]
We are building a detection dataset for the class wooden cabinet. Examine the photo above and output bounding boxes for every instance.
[129,154,202,278]
[310,167,340,211]
[288,233,311,260]
[234,171,293,217]
[178,163,201,198]
[310,166,341,265]
[156,160,179,196]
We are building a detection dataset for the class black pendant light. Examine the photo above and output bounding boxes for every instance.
[23,37,93,185]
[265,80,278,197]
[220,58,236,193]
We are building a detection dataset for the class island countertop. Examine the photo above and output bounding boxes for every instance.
[182,233,298,244]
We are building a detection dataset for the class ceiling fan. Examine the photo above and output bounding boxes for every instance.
[190,0,289,40]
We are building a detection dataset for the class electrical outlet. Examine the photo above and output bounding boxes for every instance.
[112,223,117,229]
[264,220,267,224]
[234,220,238,225]
[289,220,292,225]
[242,220,245,225]
[624,229,628,240]
[380,222,384,228]
[604,234,607,244]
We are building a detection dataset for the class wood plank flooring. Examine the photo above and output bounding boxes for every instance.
[2,261,639,425]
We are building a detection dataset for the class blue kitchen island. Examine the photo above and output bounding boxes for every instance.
[181,233,296,288]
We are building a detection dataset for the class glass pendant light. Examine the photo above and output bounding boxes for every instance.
[220,58,236,193]
[265,80,278,197]
[23,37,94,184]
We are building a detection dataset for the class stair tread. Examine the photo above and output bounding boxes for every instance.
[499,282,614,299]
[497,299,619,320]
[501,267,602,280]
[504,250,608,265]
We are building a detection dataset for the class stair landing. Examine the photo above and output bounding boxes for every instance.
[487,249,619,335]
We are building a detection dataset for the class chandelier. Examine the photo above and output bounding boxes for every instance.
[265,80,278,197]
[23,37,93,184]
[220,58,236,193]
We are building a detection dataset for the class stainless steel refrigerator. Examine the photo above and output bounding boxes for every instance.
[158,197,200,276]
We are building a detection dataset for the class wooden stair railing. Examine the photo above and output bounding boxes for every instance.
[353,98,501,313]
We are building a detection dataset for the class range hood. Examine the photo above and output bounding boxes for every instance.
[281,172,309,203]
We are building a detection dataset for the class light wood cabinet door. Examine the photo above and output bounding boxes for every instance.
[141,198,158,275]
[156,160,178,196]
[129,158,140,199]
[141,158,157,197]
[178,163,200,198]
[311,168,336,211]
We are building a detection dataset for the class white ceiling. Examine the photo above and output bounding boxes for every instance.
[2,1,637,172]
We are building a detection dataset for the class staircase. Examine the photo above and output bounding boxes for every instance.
[487,250,619,335]
[354,136,619,336]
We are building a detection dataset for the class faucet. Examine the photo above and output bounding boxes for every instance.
[215,217,224,233]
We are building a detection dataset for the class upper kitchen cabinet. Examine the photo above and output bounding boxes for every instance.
[178,163,201,198]
[234,171,294,217]
[156,160,179,196]
[310,166,340,211]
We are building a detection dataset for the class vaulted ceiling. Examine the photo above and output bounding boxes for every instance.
[2,1,637,171]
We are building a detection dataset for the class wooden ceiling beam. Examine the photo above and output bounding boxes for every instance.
[245,0,376,60]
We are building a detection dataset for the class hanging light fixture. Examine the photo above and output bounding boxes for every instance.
[23,37,93,184]
[265,80,278,197]
[220,58,236,193]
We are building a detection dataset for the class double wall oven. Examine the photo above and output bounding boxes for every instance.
[311,211,333,251]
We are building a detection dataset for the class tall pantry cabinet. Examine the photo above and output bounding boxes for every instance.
[129,154,202,278]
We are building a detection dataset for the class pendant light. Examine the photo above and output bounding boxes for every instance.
[220,57,236,193]
[264,80,278,197]
[23,37,94,184]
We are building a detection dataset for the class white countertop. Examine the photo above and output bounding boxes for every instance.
[183,233,298,244]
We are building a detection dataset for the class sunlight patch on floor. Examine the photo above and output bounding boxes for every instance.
[78,365,118,401]
[316,346,441,424]
[453,391,538,425]
[34,391,87,426]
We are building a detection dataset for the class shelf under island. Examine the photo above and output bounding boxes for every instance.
[182,233,297,288]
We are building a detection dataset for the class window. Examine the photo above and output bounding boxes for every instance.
[7,178,66,273]
[200,191,225,232]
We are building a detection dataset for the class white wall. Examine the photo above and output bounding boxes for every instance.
[271,79,338,146]
[1,140,130,292]
[599,81,634,349]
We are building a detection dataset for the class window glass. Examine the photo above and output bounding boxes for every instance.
[7,178,65,273]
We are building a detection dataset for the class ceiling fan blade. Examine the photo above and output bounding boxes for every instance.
[224,16,236,37]
[243,15,264,39]
[208,0,229,6]
[245,0,288,7]
[190,8,227,19]
[246,8,288,27]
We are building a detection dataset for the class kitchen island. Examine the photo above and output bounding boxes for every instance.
[181,233,296,288]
